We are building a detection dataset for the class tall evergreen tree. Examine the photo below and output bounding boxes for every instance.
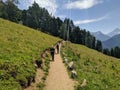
[5,0,21,22]
[96,40,102,52]
[114,46,120,58]
[0,1,8,19]
[103,48,110,55]
[91,36,96,49]
[110,48,114,56]
[59,23,67,40]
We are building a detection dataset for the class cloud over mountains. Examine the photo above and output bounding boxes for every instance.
[65,0,103,10]
[74,14,109,25]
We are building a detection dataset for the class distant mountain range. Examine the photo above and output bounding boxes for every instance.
[91,28,120,49]
[107,28,120,37]
[91,31,110,41]
[102,34,120,49]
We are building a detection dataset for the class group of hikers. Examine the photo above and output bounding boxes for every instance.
[50,42,60,61]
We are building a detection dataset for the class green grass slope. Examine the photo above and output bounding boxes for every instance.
[61,42,120,90]
[0,18,60,89]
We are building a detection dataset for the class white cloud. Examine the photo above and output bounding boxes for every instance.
[74,15,109,25]
[18,0,58,15]
[35,0,57,15]
[65,0,103,9]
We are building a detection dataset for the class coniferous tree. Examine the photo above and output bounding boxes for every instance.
[110,48,114,56]
[91,36,96,49]
[0,1,8,19]
[0,0,21,22]
[96,40,102,52]
[114,46,120,58]
[103,48,110,55]
[59,23,67,40]
[6,1,21,22]
[6,0,19,4]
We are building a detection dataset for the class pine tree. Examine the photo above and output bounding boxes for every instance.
[96,40,102,52]
[5,0,21,22]
[110,48,114,56]
[103,48,110,55]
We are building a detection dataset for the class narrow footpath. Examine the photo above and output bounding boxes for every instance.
[44,48,75,90]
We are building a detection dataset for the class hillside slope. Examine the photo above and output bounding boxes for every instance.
[61,42,120,90]
[0,18,60,89]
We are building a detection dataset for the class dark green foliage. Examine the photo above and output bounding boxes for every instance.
[0,0,21,22]
[103,48,110,55]
[21,1,63,37]
[96,40,102,52]
[6,0,19,4]
[69,27,96,50]
[35,59,43,68]
[114,46,120,58]
[6,1,21,22]
[0,1,8,19]
[110,48,114,56]
[111,46,120,58]
[59,23,67,40]
[103,47,120,58]
[37,82,45,90]
[0,78,22,90]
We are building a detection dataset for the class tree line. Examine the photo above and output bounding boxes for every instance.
[0,0,120,58]
[103,47,120,58]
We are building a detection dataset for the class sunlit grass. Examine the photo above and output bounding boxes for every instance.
[61,42,120,90]
[0,18,60,89]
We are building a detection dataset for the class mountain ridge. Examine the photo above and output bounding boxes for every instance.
[91,31,110,41]
[102,34,120,49]
[107,28,120,37]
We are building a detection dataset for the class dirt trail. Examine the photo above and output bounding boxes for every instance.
[24,41,75,90]
[44,49,75,90]
[24,68,43,90]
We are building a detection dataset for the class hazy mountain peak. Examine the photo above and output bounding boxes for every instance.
[107,28,120,37]
[103,34,120,49]
[95,31,102,35]
[91,31,110,41]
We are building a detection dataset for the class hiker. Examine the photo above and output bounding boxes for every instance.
[50,45,55,61]
[56,42,60,54]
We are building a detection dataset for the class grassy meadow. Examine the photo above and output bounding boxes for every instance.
[61,42,120,90]
[0,18,60,89]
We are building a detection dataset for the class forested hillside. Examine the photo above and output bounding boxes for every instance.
[0,18,60,89]
[0,0,102,52]
[1,0,120,59]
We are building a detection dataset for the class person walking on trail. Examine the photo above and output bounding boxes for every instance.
[50,45,55,61]
[56,42,60,54]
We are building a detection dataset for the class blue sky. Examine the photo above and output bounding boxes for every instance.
[17,0,120,34]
